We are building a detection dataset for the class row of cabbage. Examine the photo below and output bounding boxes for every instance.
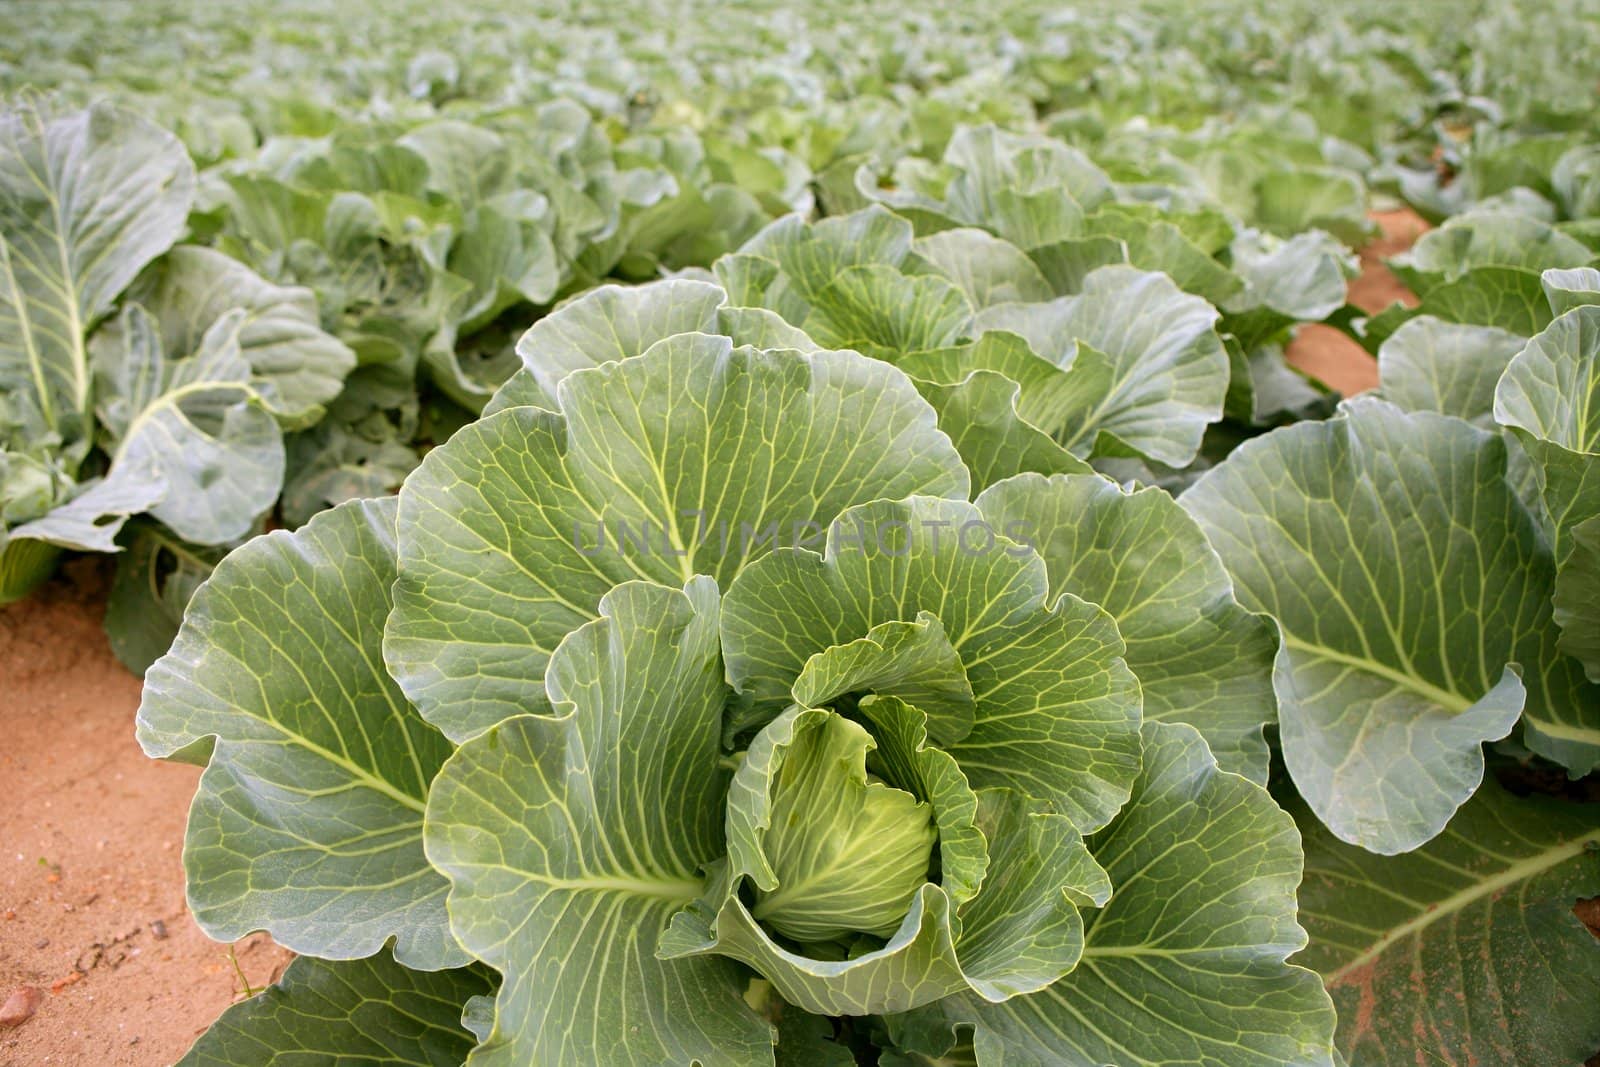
[1,0,1597,1063]
[5,0,1597,661]
[142,196,1600,1067]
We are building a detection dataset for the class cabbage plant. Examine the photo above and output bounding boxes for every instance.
[141,282,1337,1065]
[0,101,355,602]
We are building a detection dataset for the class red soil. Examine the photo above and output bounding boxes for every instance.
[0,563,291,1067]
[1284,207,1428,397]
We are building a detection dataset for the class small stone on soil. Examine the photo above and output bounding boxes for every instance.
[0,986,42,1029]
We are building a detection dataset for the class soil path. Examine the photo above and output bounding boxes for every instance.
[1285,207,1429,396]
[0,564,291,1067]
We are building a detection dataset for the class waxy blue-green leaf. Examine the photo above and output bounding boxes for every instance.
[1392,209,1592,290]
[137,498,465,969]
[722,495,1141,833]
[1541,266,1600,317]
[1297,782,1600,1067]
[0,101,195,447]
[0,100,198,584]
[92,306,285,545]
[976,473,1277,782]
[741,205,914,309]
[1553,143,1600,219]
[898,332,1089,449]
[493,286,814,423]
[397,120,510,210]
[949,785,1111,996]
[894,721,1337,1067]
[104,520,226,676]
[387,334,968,741]
[281,421,420,528]
[971,266,1228,467]
[3,454,166,556]
[1362,265,1555,349]
[803,264,973,362]
[910,228,1052,308]
[1495,304,1600,689]
[909,371,1092,495]
[424,578,776,1067]
[1223,229,1354,351]
[178,950,494,1067]
[1183,399,1600,851]
[928,125,1114,250]
[511,278,727,404]
[1427,268,1555,334]
[124,245,356,428]
[1062,204,1244,308]
[1376,316,1525,427]
[1229,338,1331,424]
[1025,235,1125,297]
[1254,166,1371,246]
[449,200,561,329]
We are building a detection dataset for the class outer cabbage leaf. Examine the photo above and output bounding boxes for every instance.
[1254,165,1370,246]
[510,278,727,404]
[91,306,285,545]
[178,949,494,1067]
[739,205,913,310]
[911,228,1052,307]
[909,371,1092,495]
[1368,210,1592,346]
[387,334,968,741]
[891,722,1338,1067]
[1360,267,1554,349]
[1049,203,1244,308]
[1183,399,1600,852]
[858,125,1114,251]
[0,101,195,587]
[963,266,1228,467]
[1494,305,1600,685]
[124,245,356,428]
[729,210,977,362]
[1541,266,1600,317]
[1376,316,1525,427]
[1025,235,1126,297]
[424,578,776,1067]
[1223,229,1355,351]
[0,100,194,447]
[104,521,226,676]
[803,264,973,362]
[281,420,420,528]
[137,498,465,969]
[1392,209,1592,289]
[976,473,1277,782]
[3,456,166,555]
[1297,782,1600,1067]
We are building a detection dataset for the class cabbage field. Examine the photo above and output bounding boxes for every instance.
[2,0,1599,1063]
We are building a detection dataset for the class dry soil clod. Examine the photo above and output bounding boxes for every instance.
[0,986,42,1030]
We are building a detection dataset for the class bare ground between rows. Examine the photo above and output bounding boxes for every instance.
[1284,206,1428,395]
[0,207,1428,1066]
[0,561,291,1067]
